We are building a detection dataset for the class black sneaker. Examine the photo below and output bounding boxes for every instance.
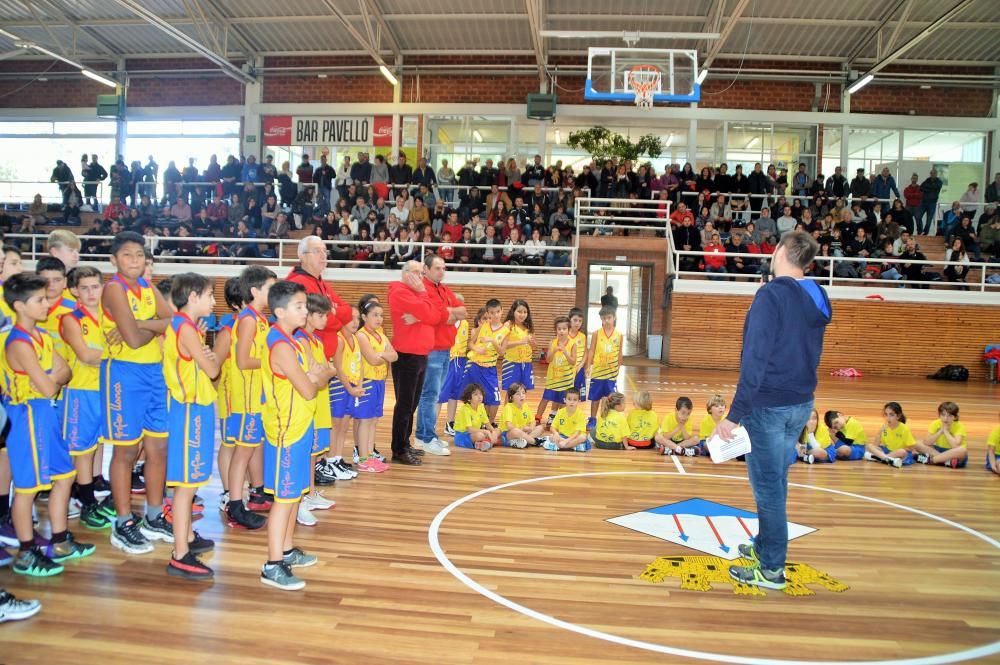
[36,491,50,503]
[80,502,112,529]
[130,469,146,495]
[313,460,337,486]
[729,564,786,590]
[93,476,112,498]
[51,532,97,563]
[188,531,215,555]
[110,516,154,554]
[372,448,385,462]
[532,437,546,447]
[545,413,556,427]
[13,546,63,577]
[226,502,266,530]
[140,513,175,543]
[166,551,214,580]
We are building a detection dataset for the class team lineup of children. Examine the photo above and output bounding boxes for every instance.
[2,229,999,604]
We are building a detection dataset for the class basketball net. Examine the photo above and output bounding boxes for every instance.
[628,65,661,110]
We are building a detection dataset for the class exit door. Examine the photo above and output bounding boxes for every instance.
[587,264,652,357]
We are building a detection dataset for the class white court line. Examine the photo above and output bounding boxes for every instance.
[428,471,1000,665]
[671,454,686,474]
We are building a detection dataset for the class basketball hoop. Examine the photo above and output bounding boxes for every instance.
[627,65,661,109]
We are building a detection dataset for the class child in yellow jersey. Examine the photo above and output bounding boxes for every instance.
[293,295,338,525]
[101,232,173,555]
[824,410,868,461]
[625,391,658,449]
[586,306,623,422]
[453,383,499,451]
[3,273,94,576]
[58,267,111,529]
[986,413,1000,475]
[500,300,535,401]
[865,402,915,468]
[439,305,471,437]
[225,266,276,531]
[568,308,588,402]
[462,298,508,420]
[499,383,545,448]
[213,277,242,509]
[536,316,574,424]
[260,281,335,591]
[914,401,969,468]
[35,256,75,360]
[593,392,628,449]
[163,274,220,580]
[543,387,589,451]
[0,245,24,325]
[324,307,363,482]
[356,300,398,469]
[797,409,834,464]
[696,394,728,456]
[47,229,81,305]
[655,396,700,456]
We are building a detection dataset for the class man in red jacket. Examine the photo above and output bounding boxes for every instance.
[285,235,353,359]
[414,254,466,454]
[387,261,454,465]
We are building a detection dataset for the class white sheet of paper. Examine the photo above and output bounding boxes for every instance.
[706,426,752,464]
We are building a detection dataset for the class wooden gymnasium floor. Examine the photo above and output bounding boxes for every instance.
[5,367,1000,665]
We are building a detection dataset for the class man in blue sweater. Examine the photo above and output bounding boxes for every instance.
[716,230,831,590]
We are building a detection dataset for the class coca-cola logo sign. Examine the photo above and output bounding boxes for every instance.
[265,125,291,138]
[263,115,393,147]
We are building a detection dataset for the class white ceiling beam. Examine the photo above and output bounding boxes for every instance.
[363,0,402,59]
[28,0,123,58]
[201,0,260,58]
[844,0,911,66]
[108,0,255,83]
[883,0,918,54]
[525,0,546,76]
[701,0,752,71]
[318,0,393,73]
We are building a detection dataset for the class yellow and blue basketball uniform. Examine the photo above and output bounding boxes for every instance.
[215,315,235,445]
[541,338,576,403]
[464,322,508,406]
[626,408,658,448]
[832,416,867,461]
[164,312,216,488]
[501,324,534,391]
[100,274,167,446]
[3,326,74,493]
[0,282,14,325]
[569,331,587,399]
[660,412,695,453]
[552,407,589,450]
[438,319,469,404]
[262,326,314,502]
[226,305,269,447]
[880,422,916,466]
[356,327,388,420]
[58,307,102,456]
[587,327,622,403]
[294,328,331,456]
[330,330,362,419]
[985,425,1000,471]
[499,401,533,446]
[453,401,489,448]
[594,409,628,447]
[39,294,75,361]
[927,418,968,467]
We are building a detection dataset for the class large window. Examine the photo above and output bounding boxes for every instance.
[901,130,985,202]
[726,123,816,187]
[125,119,241,179]
[427,116,510,174]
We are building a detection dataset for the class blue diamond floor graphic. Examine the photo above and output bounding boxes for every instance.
[607,498,816,560]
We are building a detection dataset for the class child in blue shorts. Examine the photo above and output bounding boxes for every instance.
[453,383,499,451]
[462,299,508,422]
[864,402,915,468]
[535,316,574,426]
[824,410,868,460]
[913,401,969,468]
[326,308,364,481]
[440,302,474,437]
[355,299,397,470]
[500,299,535,401]
[985,415,1000,474]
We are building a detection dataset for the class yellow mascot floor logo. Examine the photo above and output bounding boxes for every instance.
[641,556,849,597]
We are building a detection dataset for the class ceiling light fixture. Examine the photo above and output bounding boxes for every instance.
[665,133,674,147]
[472,129,483,143]
[379,64,398,86]
[847,73,874,94]
[81,68,118,88]
[696,69,708,85]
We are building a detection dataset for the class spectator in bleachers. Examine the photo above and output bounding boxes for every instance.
[747,163,768,212]
[27,193,47,229]
[103,197,129,224]
[703,232,727,280]
[672,214,701,272]
[876,213,901,247]
[390,227,417,268]
[478,224,502,268]
[959,182,979,220]
[523,228,545,268]
[221,155,241,197]
[917,169,943,235]
[825,166,849,200]
[329,224,353,261]
[695,206,711,230]
[260,154,277,185]
[50,159,74,206]
[669,202,694,229]
[871,240,903,282]
[980,214,1000,258]
[985,173,1000,205]
[577,163,599,194]
[350,152,373,187]
[436,159,456,203]
[313,154,335,205]
[62,183,82,225]
[754,206,776,243]
[486,184,511,217]
[410,197,430,227]
[480,159,500,188]
[441,211,464,244]
[709,194,732,232]
[192,208,211,236]
[206,192,229,230]
[889,198,914,235]
[389,153,413,194]
[413,157,436,193]
[296,154,314,188]
[944,238,970,288]
[776,206,796,238]
[370,228,392,266]
[544,227,568,269]
[725,232,756,278]
[109,157,129,203]
[277,160,296,206]
[203,154,221,186]
[872,166,900,202]
[292,186,315,228]
[502,158,520,190]
[228,192,246,229]
[714,163,732,196]
[261,193,279,234]
[351,196,372,225]
[899,238,928,287]
[502,227,525,267]
[269,212,290,240]
[952,216,981,260]
[792,163,810,198]
[523,154,546,188]
[696,166,714,195]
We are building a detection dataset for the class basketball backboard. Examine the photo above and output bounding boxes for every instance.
[585,47,701,105]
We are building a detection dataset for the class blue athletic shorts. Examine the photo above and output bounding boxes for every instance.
[822,444,838,462]
[166,399,215,488]
[573,368,587,399]
[354,380,385,419]
[329,378,359,419]
[312,427,330,456]
[454,431,475,448]
[7,400,74,493]
[881,445,914,466]
[264,425,314,503]
[100,359,167,445]
[542,388,566,403]
[437,358,467,404]
[934,445,968,467]
[464,363,500,406]
[986,452,1000,471]
[220,417,234,447]
[587,378,617,403]
[835,442,866,460]
[501,361,534,391]
[229,411,264,447]
[60,388,101,456]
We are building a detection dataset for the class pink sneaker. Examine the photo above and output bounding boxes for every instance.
[358,459,378,473]
[371,458,389,473]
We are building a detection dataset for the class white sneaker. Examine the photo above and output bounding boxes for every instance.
[296,503,317,526]
[68,499,81,519]
[508,438,528,449]
[804,454,815,464]
[412,439,428,451]
[329,459,356,480]
[302,490,335,511]
[889,457,903,468]
[424,440,451,456]
[218,491,229,513]
[430,436,448,448]
[863,451,878,462]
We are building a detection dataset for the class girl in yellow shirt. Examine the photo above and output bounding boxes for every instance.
[593,392,628,449]
[865,402,915,468]
[498,382,545,448]
[914,401,969,468]
[985,415,1000,475]
[453,383,499,451]
[500,300,535,400]
[798,409,834,463]
[625,391,658,449]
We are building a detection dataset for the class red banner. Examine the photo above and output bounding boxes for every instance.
[262,116,292,146]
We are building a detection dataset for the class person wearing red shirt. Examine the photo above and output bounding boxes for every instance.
[387,261,453,465]
[414,254,467,453]
[284,235,353,360]
[440,211,464,245]
[703,232,728,280]
[669,202,694,228]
